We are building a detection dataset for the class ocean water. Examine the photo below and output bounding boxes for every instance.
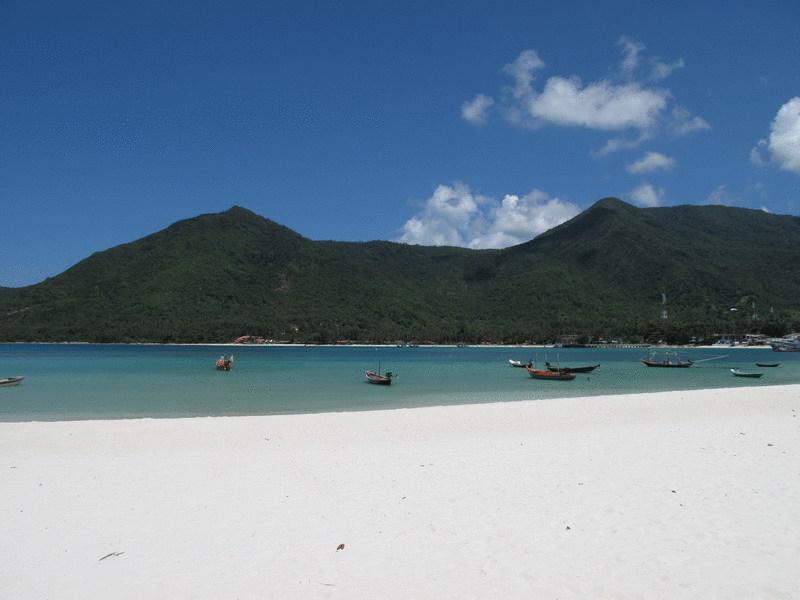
[0,344,798,422]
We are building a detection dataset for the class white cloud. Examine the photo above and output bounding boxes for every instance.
[591,131,651,157]
[705,184,736,206]
[626,151,676,174]
[399,184,580,248]
[467,40,708,153]
[461,94,495,124]
[618,36,645,77]
[754,97,800,173]
[502,49,545,100]
[750,139,767,165]
[669,106,710,136]
[629,183,664,207]
[529,77,668,130]
[650,57,684,81]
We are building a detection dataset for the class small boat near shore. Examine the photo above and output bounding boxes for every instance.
[508,359,532,368]
[0,376,25,387]
[545,362,599,374]
[215,355,234,371]
[731,369,763,378]
[366,370,394,385]
[527,367,575,381]
[641,352,693,368]
[755,362,780,368]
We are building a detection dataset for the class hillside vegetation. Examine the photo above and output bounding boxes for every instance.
[1,199,799,343]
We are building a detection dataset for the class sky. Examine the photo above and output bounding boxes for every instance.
[1,0,799,286]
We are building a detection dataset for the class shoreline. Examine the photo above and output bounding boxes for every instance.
[3,385,799,598]
[0,340,775,349]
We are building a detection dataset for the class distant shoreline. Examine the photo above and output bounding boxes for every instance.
[0,340,774,350]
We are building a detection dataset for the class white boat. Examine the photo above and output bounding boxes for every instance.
[508,359,531,368]
[730,369,763,378]
[0,376,24,387]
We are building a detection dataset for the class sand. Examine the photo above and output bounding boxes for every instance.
[2,385,799,599]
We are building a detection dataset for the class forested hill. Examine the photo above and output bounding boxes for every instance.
[1,199,799,343]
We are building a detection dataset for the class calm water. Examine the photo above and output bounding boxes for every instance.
[0,344,798,422]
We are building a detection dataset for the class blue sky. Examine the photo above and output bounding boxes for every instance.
[2,0,799,286]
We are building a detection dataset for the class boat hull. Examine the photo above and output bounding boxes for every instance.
[731,369,763,378]
[0,376,24,387]
[546,362,599,374]
[641,359,693,368]
[365,370,392,385]
[526,368,575,381]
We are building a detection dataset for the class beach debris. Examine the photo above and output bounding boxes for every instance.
[565,526,571,530]
[671,490,677,493]
[767,443,774,447]
[98,551,125,562]
[336,543,345,552]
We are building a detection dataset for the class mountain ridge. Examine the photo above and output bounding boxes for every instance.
[1,198,798,343]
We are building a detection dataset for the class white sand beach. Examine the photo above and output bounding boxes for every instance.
[2,386,799,599]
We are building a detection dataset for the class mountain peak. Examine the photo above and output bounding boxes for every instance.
[589,197,635,211]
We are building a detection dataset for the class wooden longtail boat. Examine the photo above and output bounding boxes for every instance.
[545,362,599,374]
[755,362,779,367]
[641,352,693,368]
[526,367,575,381]
[366,370,394,385]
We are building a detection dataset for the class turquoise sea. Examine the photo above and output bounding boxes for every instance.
[0,344,798,422]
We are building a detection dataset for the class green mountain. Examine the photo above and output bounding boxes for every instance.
[1,199,798,343]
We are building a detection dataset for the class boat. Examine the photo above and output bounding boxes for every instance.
[756,362,780,368]
[731,369,763,378]
[526,367,575,381]
[641,352,693,368]
[771,341,800,352]
[545,361,599,374]
[508,359,532,368]
[365,370,394,385]
[215,355,234,371]
[0,376,24,387]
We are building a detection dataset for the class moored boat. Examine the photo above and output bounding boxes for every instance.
[641,352,693,368]
[527,367,575,381]
[508,359,531,368]
[365,370,394,385]
[731,369,763,378]
[215,355,234,371]
[0,376,24,387]
[755,362,780,368]
[545,362,599,374]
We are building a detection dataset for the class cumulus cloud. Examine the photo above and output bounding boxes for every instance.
[399,184,580,248]
[752,97,800,173]
[461,94,495,124]
[529,77,668,130]
[626,151,676,174]
[462,38,708,154]
[628,183,664,207]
